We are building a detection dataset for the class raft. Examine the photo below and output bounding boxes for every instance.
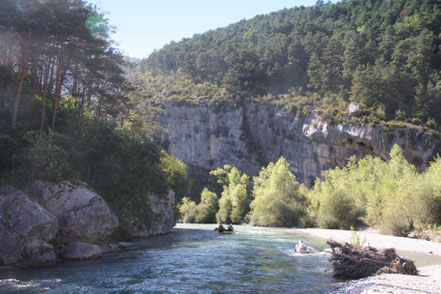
[218,230,235,234]
[213,228,236,233]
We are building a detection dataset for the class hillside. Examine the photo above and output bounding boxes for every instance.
[134,0,441,129]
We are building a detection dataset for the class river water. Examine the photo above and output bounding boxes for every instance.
[0,224,339,293]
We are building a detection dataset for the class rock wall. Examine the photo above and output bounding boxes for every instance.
[154,100,440,186]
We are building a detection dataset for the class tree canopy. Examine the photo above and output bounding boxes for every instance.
[137,0,441,129]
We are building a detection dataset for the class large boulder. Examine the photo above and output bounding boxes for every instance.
[131,190,176,237]
[61,242,102,260]
[0,186,58,267]
[149,189,176,235]
[31,181,119,243]
[23,240,57,267]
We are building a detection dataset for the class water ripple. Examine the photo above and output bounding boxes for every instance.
[0,224,337,293]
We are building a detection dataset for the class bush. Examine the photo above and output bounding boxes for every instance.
[15,133,72,187]
[317,186,364,229]
[194,188,218,223]
[70,121,169,228]
[249,157,307,227]
[211,165,250,224]
[0,123,25,184]
[161,152,188,198]
[307,145,441,234]
[178,197,197,223]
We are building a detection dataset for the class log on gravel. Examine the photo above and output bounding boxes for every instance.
[327,240,418,279]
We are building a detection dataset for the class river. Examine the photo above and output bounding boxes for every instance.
[0,224,339,293]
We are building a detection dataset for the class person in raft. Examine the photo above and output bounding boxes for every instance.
[218,224,225,232]
[228,224,234,231]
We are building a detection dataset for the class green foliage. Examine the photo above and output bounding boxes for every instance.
[178,197,198,223]
[211,165,251,224]
[308,145,441,235]
[68,121,168,228]
[0,123,24,183]
[249,157,307,227]
[194,188,219,223]
[136,0,441,129]
[15,133,72,186]
[161,152,188,198]
[0,119,171,230]
[349,226,366,249]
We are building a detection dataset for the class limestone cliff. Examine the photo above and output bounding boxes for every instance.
[154,100,440,186]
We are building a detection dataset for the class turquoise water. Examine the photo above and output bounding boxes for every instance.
[0,224,338,293]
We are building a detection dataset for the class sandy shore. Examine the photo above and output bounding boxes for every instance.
[294,228,441,294]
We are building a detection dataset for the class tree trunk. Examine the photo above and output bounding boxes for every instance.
[97,97,102,120]
[39,57,54,135]
[30,56,39,93]
[11,27,32,127]
[50,62,67,131]
[0,41,7,95]
[78,85,87,119]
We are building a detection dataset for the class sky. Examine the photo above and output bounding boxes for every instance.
[89,0,326,59]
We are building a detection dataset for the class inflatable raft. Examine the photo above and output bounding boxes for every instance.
[218,230,235,234]
[214,227,236,234]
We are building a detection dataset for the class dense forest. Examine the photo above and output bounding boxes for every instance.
[136,0,441,129]
[0,0,187,230]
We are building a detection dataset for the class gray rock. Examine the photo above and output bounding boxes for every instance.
[61,242,102,260]
[295,240,318,254]
[148,189,176,235]
[0,222,24,266]
[131,190,176,237]
[23,240,57,267]
[348,103,361,115]
[31,181,119,243]
[153,101,439,186]
[0,186,58,266]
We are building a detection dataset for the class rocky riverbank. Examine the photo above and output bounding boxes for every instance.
[295,228,441,293]
[0,181,175,268]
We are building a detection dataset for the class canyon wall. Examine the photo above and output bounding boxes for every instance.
[154,100,440,186]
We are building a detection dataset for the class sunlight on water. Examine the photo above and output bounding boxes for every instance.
[0,224,339,293]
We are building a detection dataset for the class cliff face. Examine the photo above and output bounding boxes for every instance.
[155,100,440,186]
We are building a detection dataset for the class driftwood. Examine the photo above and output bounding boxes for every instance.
[327,240,418,279]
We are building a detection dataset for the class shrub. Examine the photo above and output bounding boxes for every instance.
[195,188,218,223]
[211,165,250,224]
[161,152,188,198]
[178,197,197,223]
[8,132,72,189]
[316,185,364,229]
[249,157,306,227]
[307,145,441,234]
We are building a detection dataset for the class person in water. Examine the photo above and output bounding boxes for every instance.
[218,224,225,232]
[228,224,234,231]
